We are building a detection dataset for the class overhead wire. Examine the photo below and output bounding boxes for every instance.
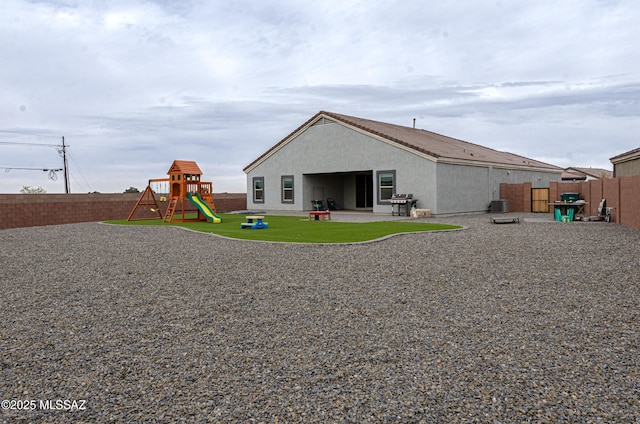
[0,166,63,181]
[0,133,96,192]
[0,140,59,148]
[0,134,69,188]
[67,148,92,192]
[0,129,60,138]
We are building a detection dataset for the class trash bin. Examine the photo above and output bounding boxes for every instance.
[561,193,580,202]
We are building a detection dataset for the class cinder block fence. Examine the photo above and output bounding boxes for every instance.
[0,193,247,230]
[500,175,640,231]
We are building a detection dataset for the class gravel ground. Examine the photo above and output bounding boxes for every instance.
[1,214,639,423]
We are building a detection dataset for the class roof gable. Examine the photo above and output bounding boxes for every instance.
[244,111,562,173]
[565,167,612,179]
[167,160,203,175]
[610,146,640,164]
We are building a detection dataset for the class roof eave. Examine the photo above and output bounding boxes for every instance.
[244,110,562,174]
[438,157,562,173]
[610,148,640,164]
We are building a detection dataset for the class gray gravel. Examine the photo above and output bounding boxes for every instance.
[1,214,639,423]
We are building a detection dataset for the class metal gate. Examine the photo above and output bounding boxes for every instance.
[531,188,549,212]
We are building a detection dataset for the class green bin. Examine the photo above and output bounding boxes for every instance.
[561,193,580,202]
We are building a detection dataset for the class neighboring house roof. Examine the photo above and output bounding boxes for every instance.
[563,167,613,180]
[610,146,640,164]
[562,170,586,180]
[244,111,562,173]
[167,160,203,175]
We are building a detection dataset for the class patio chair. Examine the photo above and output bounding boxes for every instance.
[554,208,562,221]
[597,199,606,217]
[597,199,613,222]
[566,208,575,222]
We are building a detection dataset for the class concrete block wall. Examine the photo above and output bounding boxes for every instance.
[498,182,531,212]
[211,193,248,214]
[619,176,640,230]
[0,193,247,230]
[584,180,603,216]
[503,176,640,231]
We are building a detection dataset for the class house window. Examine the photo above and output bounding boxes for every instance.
[253,177,264,203]
[281,175,294,203]
[377,170,395,203]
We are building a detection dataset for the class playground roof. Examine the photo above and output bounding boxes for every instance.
[167,160,203,175]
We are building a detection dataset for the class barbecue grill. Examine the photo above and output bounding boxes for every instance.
[390,193,418,216]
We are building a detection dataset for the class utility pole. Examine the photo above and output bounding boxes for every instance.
[61,136,70,193]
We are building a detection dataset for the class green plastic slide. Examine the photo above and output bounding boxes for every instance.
[187,192,222,223]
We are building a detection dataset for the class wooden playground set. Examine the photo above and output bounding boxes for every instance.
[127,160,222,223]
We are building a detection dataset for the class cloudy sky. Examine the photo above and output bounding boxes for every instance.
[1,0,638,193]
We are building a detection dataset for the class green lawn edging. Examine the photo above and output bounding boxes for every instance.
[107,214,462,244]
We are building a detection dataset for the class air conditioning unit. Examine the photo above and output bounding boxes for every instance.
[491,200,509,213]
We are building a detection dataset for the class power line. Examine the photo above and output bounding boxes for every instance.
[0,129,60,138]
[0,167,63,181]
[1,167,63,171]
[0,140,58,147]
[0,135,72,192]
[67,148,92,192]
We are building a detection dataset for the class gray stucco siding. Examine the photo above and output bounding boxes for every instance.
[614,159,640,177]
[246,122,438,212]
[385,154,437,213]
[245,118,562,214]
[436,163,493,214]
[290,122,416,173]
[435,163,562,215]
[487,167,560,188]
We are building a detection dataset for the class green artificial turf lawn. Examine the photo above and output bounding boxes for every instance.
[107,214,461,243]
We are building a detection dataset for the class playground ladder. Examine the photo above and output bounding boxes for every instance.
[206,196,217,213]
[164,198,178,223]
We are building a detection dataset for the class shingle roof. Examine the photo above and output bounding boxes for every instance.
[244,111,562,172]
[562,170,586,180]
[565,167,613,179]
[167,160,203,175]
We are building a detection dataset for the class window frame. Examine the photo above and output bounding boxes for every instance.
[281,175,294,203]
[253,177,264,203]
[376,170,396,204]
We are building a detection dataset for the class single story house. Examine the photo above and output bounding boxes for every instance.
[562,167,613,181]
[243,111,562,215]
[610,147,640,177]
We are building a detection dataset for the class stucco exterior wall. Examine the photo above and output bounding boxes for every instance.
[434,164,560,215]
[436,164,493,214]
[614,158,640,177]
[246,119,561,215]
[391,156,437,213]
